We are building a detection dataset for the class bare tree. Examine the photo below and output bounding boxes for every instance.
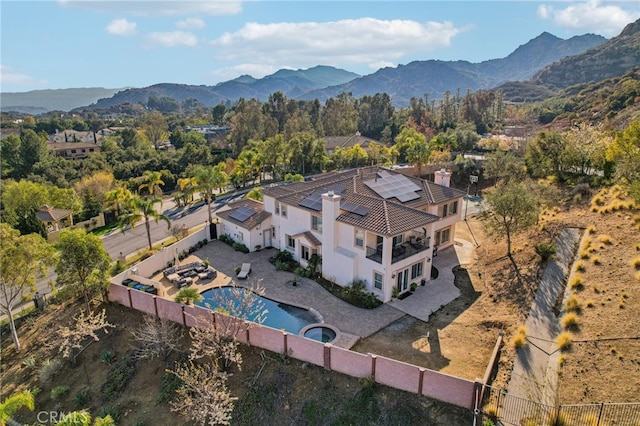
[189,281,268,371]
[130,315,184,360]
[169,361,237,426]
[53,309,115,361]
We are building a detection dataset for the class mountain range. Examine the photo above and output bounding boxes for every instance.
[3,19,640,113]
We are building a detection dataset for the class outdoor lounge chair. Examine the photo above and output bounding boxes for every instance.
[237,263,251,279]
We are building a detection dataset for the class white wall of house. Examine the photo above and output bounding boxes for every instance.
[220,220,266,252]
[426,199,462,250]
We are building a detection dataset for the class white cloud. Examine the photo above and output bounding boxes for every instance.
[148,31,198,47]
[106,18,137,36]
[369,61,396,71]
[210,18,463,69]
[176,18,205,30]
[537,1,640,36]
[58,0,241,16]
[0,65,48,88]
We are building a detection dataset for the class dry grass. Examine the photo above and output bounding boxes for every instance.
[631,256,640,269]
[561,312,580,330]
[556,332,573,351]
[598,234,614,245]
[573,261,587,273]
[569,274,584,290]
[591,256,601,265]
[564,295,581,312]
[511,325,528,349]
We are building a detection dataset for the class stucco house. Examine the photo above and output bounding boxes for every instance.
[218,166,465,302]
[216,198,273,252]
[323,131,383,156]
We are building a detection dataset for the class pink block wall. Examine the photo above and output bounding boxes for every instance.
[183,305,211,328]
[130,290,156,316]
[330,346,372,378]
[286,334,325,367]
[375,356,421,394]
[108,284,131,307]
[213,313,250,344]
[248,326,285,353]
[421,369,476,409]
[156,297,185,325]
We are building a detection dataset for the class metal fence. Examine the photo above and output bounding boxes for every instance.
[481,386,640,426]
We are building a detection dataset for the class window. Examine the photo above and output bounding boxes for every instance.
[392,234,404,247]
[435,227,451,246]
[442,203,448,217]
[373,272,383,290]
[301,245,310,260]
[451,201,458,214]
[411,262,423,279]
[286,234,295,249]
[354,229,364,247]
[275,201,280,215]
[281,204,287,217]
[238,231,243,241]
[272,227,276,238]
[311,216,323,233]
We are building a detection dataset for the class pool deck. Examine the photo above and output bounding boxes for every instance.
[146,238,469,350]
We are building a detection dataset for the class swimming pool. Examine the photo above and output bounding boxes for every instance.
[196,286,319,334]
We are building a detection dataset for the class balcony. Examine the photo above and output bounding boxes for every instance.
[391,237,430,264]
[366,237,431,264]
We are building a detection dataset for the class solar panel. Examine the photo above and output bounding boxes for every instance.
[340,201,370,216]
[364,172,422,203]
[229,206,257,222]
[299,193,323,211]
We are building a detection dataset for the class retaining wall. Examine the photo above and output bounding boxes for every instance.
[108,283,478,409]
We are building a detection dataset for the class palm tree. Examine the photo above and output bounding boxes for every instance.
[212,162,229,193]
[177,176,197,205]
[191,165,218,224]
[138,170,165,198]
[104,186,132,217]
[0,390,34,426]
[118,195,171,251]
[175,287,203,305]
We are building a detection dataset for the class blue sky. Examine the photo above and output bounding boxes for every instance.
[2,1,639,93]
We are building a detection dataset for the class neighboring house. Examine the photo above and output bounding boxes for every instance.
[36,205,74,233]
[49,130,100,143]
[323,131,383,156]
[217,198,273,252]
[221,166,465,303]
[47,142,101,159]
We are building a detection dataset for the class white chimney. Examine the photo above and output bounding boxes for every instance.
[434,168,451,188]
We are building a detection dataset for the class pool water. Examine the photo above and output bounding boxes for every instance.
[303,326,337,343]
[197,287,317,334]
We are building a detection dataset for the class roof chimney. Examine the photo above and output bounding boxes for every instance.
[434,168,452,188]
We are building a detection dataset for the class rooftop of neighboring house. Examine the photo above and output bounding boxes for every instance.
[322,131,383,151]
[47,142,101,151]
[263,166,466,236]
[216,198,272,230]
[35,205,72,222]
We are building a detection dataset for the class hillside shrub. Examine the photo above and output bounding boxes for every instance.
[534,242,556,262]
[556,332,572,351]
[101,353,137,400]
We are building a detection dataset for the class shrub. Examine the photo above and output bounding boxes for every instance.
[39,358,62,383]
[598,234,613,245]
[573,261,586,273]
[101,354,137,400]
[591,256,601,265]
[275,250,293,263]
[586,225,597,234]
[294,266,311,278]
[631,256,640,270]
[274,260,290,271]
[74,389,90,408]
[564,295,580,312]
[579,236,592,251]
[534,242,556,262]
[101,350,116,365]
[51,385,70,400]
[585,300,594,308]
[232,242,249,253]
[511,325,527,348]
[561,312,579,330]
[557,332,572,351]
[569,274,584,290]
[579,250,590,260]
[22,356,36,369]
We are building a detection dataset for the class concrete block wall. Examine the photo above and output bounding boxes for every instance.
[108,283,477,409]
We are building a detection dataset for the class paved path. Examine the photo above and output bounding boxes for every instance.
[507,228,582,406]
[389,238,475,321]
[196,241,406,346]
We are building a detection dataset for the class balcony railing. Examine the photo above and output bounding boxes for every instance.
[366,237,431,265]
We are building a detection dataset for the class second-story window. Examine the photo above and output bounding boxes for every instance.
[442,203,448,217]
[311,216,323,233]
[275,201,280,215]
[354,229,364,247]
[281,204,288,217]
[451,201,458,214]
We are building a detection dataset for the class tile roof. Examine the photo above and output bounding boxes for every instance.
[263,166,462,236]
[292,231,322,246]
[36,205,73,222]
[217,198,271,230]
